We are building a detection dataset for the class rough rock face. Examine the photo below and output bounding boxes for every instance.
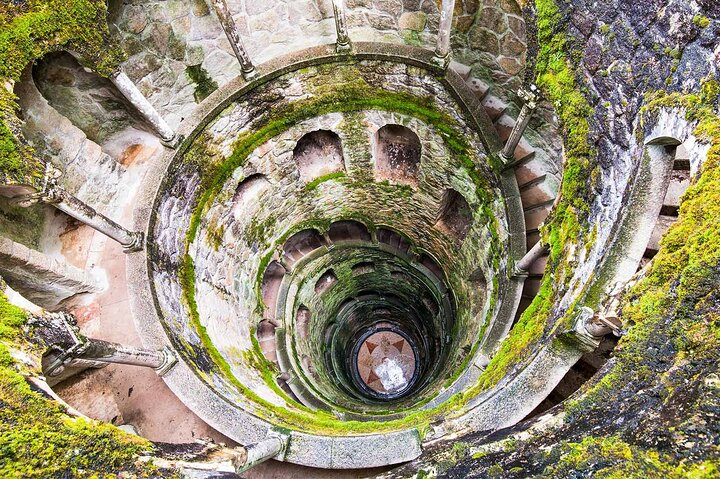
[378,1,720,477]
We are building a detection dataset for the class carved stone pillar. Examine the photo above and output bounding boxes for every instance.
[331,0,352,52]
[433,0,456,68]
[13,165,144,253]
[211,0,257,79]
[109,71,180,147]
[501,85,539,166]
[37,312,177,384]
[234,433,289,474]
[140,432,290,475]
[45,339,177,379]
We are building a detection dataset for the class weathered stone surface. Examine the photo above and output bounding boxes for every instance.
[477,6,508,34]
[398,11,427,31]
[498,56,522,74]
[124,6,149,34]
[468,26,501,55]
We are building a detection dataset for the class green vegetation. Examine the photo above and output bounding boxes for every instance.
[303,171,346,191]
[557,83,720,476]
[186,64,218,103]
[0,291,167,478]
[0,198,45,249]
[0,1,123,183]
[568,80,720,405]
[692,14,710,29]
[543,436,718,478]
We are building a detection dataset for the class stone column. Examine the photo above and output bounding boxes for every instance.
[48,187,144,252]
[140,433,289,475]
[45,338,177,379]
[13,166,144,253]
[109,71,180,147]
[433,0,456,68]
[211,0,257,79]
[233,434,289,474]
[501,85,539,166]
[331,0,352,52]
[513,241,548,277]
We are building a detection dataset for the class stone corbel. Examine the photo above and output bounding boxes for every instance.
[563,306,602,352]
[562,302,625,353]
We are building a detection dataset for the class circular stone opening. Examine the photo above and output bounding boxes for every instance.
[352,328,419,399]
[146,59,506,446]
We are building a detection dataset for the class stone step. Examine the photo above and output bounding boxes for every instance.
[526,229,540,249]
[521,277,543,297]
[646,214,677,255]
[662,170,690,209]
[524,203,553,231]
[465,77,490,101]
[480,94,507,122]
[520,180,557,211]
[527,254,549,276]
[450,61,472,81]
[518,174,547,191]
[494,114,516,143]
[514,155,549,187]
[512,137,536,164]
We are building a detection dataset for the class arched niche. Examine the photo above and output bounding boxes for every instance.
[418,253,444,282]
[377,227,412,255]
[257,319,278,363]
[296,306,311,340]
[233,174,270,221]
[282,229,325,268]
[374,124,421,186]
[435,189,473,241]
[315,269,338,294]
[293,130,345,184]
[30,52,153,145]
[328,220,371,243]
[261,260,286,319]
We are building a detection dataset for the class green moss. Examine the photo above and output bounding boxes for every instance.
[400,30,424,47]
[174,66,503,435]
[244,215,277,248]
[205,220,224,251]
[304,171,346,191]
[535,0,596,218]
[692,15,710,29]
[0,1,124,182]
[186,64,218,103]
[0,291,168,478]
[0,198,45,249]
[543,436,719,478]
